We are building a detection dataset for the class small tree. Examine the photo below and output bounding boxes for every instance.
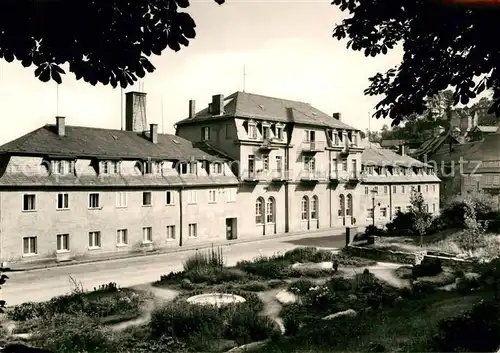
[456,198,487,257]
[410,190,433,246]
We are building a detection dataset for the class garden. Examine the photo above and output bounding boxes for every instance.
[358,191,500,261]
[2,234,500,352]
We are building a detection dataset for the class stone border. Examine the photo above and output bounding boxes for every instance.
[345,245,475,268]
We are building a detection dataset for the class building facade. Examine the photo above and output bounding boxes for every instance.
[0,91,440,265]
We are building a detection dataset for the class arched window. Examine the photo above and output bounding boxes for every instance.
[301,196,309,220]
[346,194,353,216]
[255,197,264,224]
[311,195,318,220]
[266,197,275,223]
[338,194,345,217]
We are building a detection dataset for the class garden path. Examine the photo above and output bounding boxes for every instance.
[108,284,179,332]
[257,289,285,333]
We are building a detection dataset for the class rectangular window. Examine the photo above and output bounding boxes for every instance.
[276,156,283,172]
[426,185,429,192]
[142,227,153,243]
[188,223,197,237]
[208,190,217,203]
[342,160,348,171]
[23,236,37,255]
[380,207,387,218]
[384,186,388,194]
[88,231,101,248]
[103,161,109,174]
[179,163,188,175]
[57,234,69,251]
[367,208,374,219]
[262,126,270,140]
[166,225,176,240]
[392,186,397,194]
[263,155,269,171]
[211,162,223,175]
[249,124,257,139]
[88,193,100,209]
[276,127,283,140]
[57,193,69,210]
[165,191,174,205]
[116,229,128,246]
[116,191,127,208]
[142,192,152,206]
[365,187,369,195]
[201,126,210,141]
[113,161,119,174]
[187,190,198,204]
[401,186,405,193]
[227,189,236,202]
[417,185,421,192]
[189,162,197,175]
[432,203,436,213]
[144,161,153,174]
[23,194,36,211]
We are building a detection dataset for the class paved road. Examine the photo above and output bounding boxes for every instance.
[2,231,345,306]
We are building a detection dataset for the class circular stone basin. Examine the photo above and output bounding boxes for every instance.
[186,293,246,307]
[291,261,333,270]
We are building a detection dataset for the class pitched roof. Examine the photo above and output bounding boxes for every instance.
[0,125,228,161]
[176,91,358,131]
[412,128,460,158]
[360,139,430,168]
[380,139,408,147]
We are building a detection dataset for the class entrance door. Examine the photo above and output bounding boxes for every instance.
[226,218,237,240]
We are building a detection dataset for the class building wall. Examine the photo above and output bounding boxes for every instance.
[0,186,239,263]
[176,119,240,161]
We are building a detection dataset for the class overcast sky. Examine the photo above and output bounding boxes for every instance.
[0,0,402,145]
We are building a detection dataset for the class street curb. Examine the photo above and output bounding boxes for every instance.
[7,227,348,273]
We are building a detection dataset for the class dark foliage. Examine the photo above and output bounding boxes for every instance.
[411,257,442,279]
[429,300,500,352]
[0,0,224,87]
[332,0,500,123]
[385,212,417,236]
[363,225,388,237]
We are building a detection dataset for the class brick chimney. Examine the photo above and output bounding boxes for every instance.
[189,100,196,119]
[150,124,158,143]
[211,94,224,115]
[333,113,341,120]
[125,91,147,132]
[56,116,65,136]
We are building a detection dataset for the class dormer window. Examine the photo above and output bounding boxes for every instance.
[201,127,210,141]
[156,162,163,175]
[144,161,153,175]
[352,133,358,146]
[178,162,197,175]
[276,127,283,140]
[248,123,257,139]
[51,160,74,175]
[101,161,119,175]
[262,126,270,140]
[211,162,223,175]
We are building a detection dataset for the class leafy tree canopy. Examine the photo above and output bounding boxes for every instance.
[332,0,500,125]
[0,0,224,88]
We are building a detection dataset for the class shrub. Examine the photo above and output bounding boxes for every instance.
[32,313,115,353]
[183,246,224,272]
[411,281,437,297]
[364,225,388,237]
[282,247,334,263]
[411,257,442,279]
[386,211,417,236]
[440,193,495,229]
[429,300,500,352]
[150,302,225,340]
[236,256,290,279]
[225,307,280,344]
[238,281,268,292]
[288,279,316,295]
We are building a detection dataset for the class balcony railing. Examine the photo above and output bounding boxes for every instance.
[271,169,292,181]
[243,169,293,182]
[259,138,279,151]
[300,141,326,153]
[300,170,327,181]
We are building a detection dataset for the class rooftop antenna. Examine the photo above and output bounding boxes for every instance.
[120,87,124,130]
[161,96,164,134]
[56,83,59,116]
[243,64,247,92]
